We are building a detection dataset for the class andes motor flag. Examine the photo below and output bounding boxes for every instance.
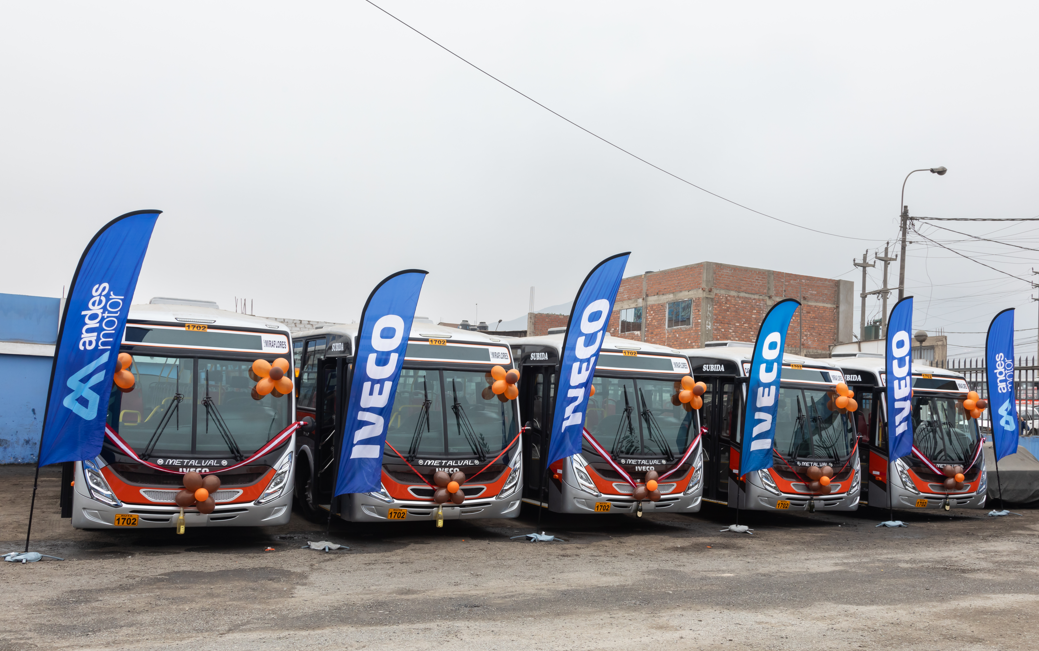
[738,298,800,477]
[37,210,161,467]
[986,308,1018,461]
[886,296,915,462]
[335,269,427,495]
[545,253,630,467]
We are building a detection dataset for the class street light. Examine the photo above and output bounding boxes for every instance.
[897,167,947,300]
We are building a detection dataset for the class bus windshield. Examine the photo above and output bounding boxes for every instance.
[585,376,694,459]
[386,368,518,458]
[774,387,854,462]
[912,394,980,464]
[106,354,292,456]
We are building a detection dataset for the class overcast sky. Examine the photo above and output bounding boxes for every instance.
[3,2,1037,358]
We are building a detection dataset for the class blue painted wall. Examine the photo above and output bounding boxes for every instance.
[0,293,60,344]
[0,354,52,463]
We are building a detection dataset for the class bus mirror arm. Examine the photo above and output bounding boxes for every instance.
[300,416,316,433]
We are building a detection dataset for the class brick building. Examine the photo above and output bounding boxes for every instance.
[602,261,854,357]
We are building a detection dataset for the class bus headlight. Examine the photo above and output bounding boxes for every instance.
[497,452,522,500]
[977,461,988,495]
[570,454,601,497]
[366,484,394,504]
[685,451,704,495]
[757,469,782,495]
[83,457,121,508]
[256,450,293,505]
[850,455,861,494]
[894,458,920,495]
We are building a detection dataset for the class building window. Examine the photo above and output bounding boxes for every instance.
[620,307,642,334]
[667,300,692,328]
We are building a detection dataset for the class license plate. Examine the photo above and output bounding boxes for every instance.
[386,509,407,520]
[594,502,611,512]
[776,500,790,510]
[114,514,138,527]
[915,499,928,508]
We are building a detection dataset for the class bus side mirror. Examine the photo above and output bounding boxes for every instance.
[300,416,316,433]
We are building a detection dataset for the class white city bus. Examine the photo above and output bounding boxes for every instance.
[292,320,523,523]
[682,342,861,513]
[826,353,987,511]
[512,331,703,516]
[61,298,297,529]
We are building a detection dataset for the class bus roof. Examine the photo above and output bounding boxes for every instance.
[127,303,292,335]
[294,320,512,346]
[819,355,968,386]
[681,345,846,385]
[511,332,683,357]
[295,320,515,364]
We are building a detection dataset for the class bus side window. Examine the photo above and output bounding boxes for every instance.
[293,339,304,397]
[299,337,326,411]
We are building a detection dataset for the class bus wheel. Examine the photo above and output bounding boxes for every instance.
[294,458,321,522]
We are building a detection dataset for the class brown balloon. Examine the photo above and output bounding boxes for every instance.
[269,365,284,382]
[633,486,649,501]
[482,387,495,401]
[942,465,956,477]
[821,466,834,478]
[450,471,466,484]
[819,484,832,495]
[248,368,261,382]
[271,388,285,398]
[955,465,964,474]
[806,466,823,481]
[943,477,957,490]
[498,393,510,403]
[196,496,216,514]
[648,489,661,502]
[434,488,450,504]
[954,482,965,491]
[450,490,465,505]
[645,470,659,482]
[175,490,196,507]
[183,472,204,491]
[682,402,693,412]
[671,394,682,407]
[808,481,822,491]
[433,471,450,488]
[202,474,221,492]
[251,387,263,401]
[976,399,988,410]
[505,369,520,385]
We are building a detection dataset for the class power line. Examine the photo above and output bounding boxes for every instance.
[915,216,1039,222]
[362,0,887,243]
[917,222,1039,252]
[910,225,1034,284]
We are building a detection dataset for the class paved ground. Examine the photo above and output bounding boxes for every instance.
[2,465,1037,651]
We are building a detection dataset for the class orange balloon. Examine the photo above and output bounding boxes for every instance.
[491,379,507,395]
[846,389,854,399]
[836,382,849,397]
[505,369,521,385]
[691,395,703,410]
[963,399,976,412]
[504,384,519,400]
[847,398,858,413]
[447,481,460,494]
[272,358,290,373]
[256,377,275,396]
[194,488,210,502]
[955,473,965,483]
[491,366,507,381]
[967,391,980,402]
[117,352,133,371]
[693,382,707,396]
[275,376,293,395]
[114,369,135,390]
[252,359,272,379]
[835,395,849,409]
[589,385,596,397]
[819,476,831,487]
[681,376,696,391]
[646,479,658,492]
[679,390,693,404]
[971,408,982,419]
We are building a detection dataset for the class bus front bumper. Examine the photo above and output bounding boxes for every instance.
[752,489,860,512]
[340,493,523,522]
[548,480,704,515]
[892,487,987,510]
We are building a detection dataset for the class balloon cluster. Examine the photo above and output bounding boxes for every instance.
[432,471,466,504]
[941,465,967,491]
[633,470,662,502]
[671,376,706,412]
[805,465,835,494]
[250,358,293,400]
[827,383,858,413]
[174,471,221,514]
[962,391,988,420]
[482,366,520,402]
[113,353,136,393]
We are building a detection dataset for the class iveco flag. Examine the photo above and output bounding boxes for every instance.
[335,270,427,495]
[738,299,800,477]
[545,253,630,467]
[986,308,1018,461]
[37,210,161,467]
[886,297,915,462]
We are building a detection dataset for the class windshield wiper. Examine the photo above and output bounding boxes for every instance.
[638,388,674,461]
[450,380,487,461]
[201,374,244,461]
[790,395,807,463]
[407,378,433,460]
[611,386,639,457]
[141,371,183,461]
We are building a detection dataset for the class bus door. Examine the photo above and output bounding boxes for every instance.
[519,366,555,501]
[309,356,339,506]
[701,376,738,502]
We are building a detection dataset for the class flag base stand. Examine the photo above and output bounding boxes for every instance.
[511,532,565,543]
[988,509,1021,517]
[876,520,907,527]
[722,525,753,534]
[4,552,63,563]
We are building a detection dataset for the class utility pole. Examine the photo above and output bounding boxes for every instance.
[853,250,875,341]
[897,205,910,301]
[1032,269,1039,364]
[876,243,898,335]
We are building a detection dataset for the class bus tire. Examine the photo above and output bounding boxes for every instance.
[294,457,321,522]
